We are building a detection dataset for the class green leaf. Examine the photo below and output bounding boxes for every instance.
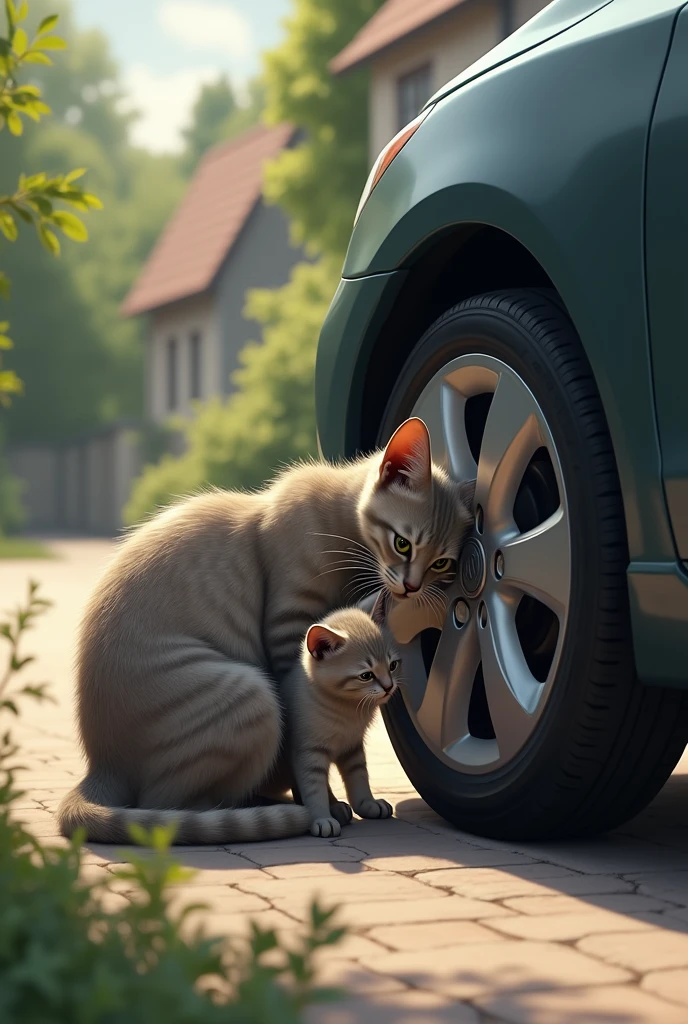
[22,51,52,65]
[0,335,9,348]
[37,14,59,35]
[64,168,86,184]
[33,35,66,50]
[0,212,18,240]
[5,0,17,30]
[6,110,23,135]
[80,192,103,210]
[16,0,27,20]
[12,27,27,56]
[52,210,88,242]
[38,224,60,255]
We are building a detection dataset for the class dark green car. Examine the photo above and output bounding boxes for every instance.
[315,0,688,840]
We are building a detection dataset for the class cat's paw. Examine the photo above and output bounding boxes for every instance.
[310,817,342,838]
[329,800,353,826]
[354,798,394,819]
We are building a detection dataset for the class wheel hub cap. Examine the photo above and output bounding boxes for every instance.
[459,537,486,598]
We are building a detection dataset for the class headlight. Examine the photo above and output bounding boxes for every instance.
[354,105,435,225]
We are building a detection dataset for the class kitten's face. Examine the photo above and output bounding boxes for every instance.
[359,418,473,601]
[305,608,401,706]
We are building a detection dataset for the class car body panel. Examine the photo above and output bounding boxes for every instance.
[426,0,613,107]
[316,0,688,687]
[646,5,688,559]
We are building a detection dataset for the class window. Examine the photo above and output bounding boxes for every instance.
[397,64,433,131]
[189,331,202,401]
[166,337,178,411]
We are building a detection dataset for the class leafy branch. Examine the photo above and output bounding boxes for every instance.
[0,0,102,404]
[0,579,53,716]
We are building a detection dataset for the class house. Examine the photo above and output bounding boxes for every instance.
[122,123,300,424]
[331,0,549,164]
[8,123,299,535]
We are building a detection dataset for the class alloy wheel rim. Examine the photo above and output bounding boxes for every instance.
[384,352,571,774]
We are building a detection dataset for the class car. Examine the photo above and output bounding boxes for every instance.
[315,0,688,841]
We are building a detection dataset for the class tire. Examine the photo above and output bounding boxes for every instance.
[379,289,688,840]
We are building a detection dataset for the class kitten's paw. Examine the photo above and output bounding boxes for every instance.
[355,798,394,819]
[310,817,342,838]
[329,800,353,826]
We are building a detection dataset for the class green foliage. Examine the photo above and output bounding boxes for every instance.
[262,0,383,260]
[124,259,338,524]
[181,75,265,176]
[1,0,184,441]
[0,583,346,1022]
[0,0,103,409]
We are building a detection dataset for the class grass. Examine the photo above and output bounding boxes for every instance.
[0,537,54,559]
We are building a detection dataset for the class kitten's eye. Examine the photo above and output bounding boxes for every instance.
[431,557,451,572]
[359,671,374,681]
[394,535,411,556]
[389,660,399,673]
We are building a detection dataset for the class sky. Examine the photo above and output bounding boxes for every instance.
[68,0,290,153]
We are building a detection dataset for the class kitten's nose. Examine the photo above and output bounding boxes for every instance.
[404,582,420,595]
[380,679,394,693]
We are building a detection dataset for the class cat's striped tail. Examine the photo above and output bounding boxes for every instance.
[57,777,310,845]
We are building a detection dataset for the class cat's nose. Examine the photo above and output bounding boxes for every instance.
[380,679,394,693]
[404,582,420,594]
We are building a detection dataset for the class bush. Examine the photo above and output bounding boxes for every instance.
[0,582,346,1023]
[124,259,337,525]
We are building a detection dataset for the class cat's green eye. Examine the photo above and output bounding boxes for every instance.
[394,535,411,556]
[389,660,399,672]
[359,670,374,681]
[431,557,451,572]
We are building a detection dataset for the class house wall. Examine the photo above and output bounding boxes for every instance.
[147,293,221,423]
[214,199,301,391]
[368,0,549,162]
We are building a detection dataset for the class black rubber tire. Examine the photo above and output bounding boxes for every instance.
[379,289,688,840]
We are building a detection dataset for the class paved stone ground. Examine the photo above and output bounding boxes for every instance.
[4,539,688,1022]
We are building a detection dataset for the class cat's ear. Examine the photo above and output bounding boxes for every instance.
[306,624,347,660]
[370,589,388,628]
[378,418,432,492]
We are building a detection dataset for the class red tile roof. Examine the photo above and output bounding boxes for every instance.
[122,123,294,316]
[331,0,467,74]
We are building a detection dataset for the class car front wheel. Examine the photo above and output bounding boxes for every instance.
[378,289,688,840]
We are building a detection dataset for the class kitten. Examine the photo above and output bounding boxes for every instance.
[285,596,399,838]
[58,418,473,845]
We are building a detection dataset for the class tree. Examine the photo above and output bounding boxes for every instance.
[262,0,384,260]
[1,0,185,442]
[181,75,265,176]
[0,0,102,405]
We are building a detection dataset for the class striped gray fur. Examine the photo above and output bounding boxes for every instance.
[282,602,401,838]
[58,418,473,846]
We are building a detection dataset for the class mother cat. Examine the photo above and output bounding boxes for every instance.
[58,418,473,844]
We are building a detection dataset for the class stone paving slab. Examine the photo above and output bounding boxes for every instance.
[4,538,688,1022]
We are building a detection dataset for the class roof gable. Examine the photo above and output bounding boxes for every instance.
[331,0,468,74]
[123,123,294,317]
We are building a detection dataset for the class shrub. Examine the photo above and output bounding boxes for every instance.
[0,581,345,1023]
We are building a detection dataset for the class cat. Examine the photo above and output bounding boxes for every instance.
[268,595,400,839]
[57,417,473,845]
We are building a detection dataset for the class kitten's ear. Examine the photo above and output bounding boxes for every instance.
[370,589,388,628]
[378,418,432,492]
[306,624,347,661]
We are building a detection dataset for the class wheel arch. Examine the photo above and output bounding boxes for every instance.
[355,224,560,452]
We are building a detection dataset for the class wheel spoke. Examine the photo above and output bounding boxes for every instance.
[475,370,543,532]
[416,615,480,750]
[500,508,570,617]
[414,377,478,482]
[479,594,542,761]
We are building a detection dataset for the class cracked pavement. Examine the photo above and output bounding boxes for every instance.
[5,539,688,1023]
